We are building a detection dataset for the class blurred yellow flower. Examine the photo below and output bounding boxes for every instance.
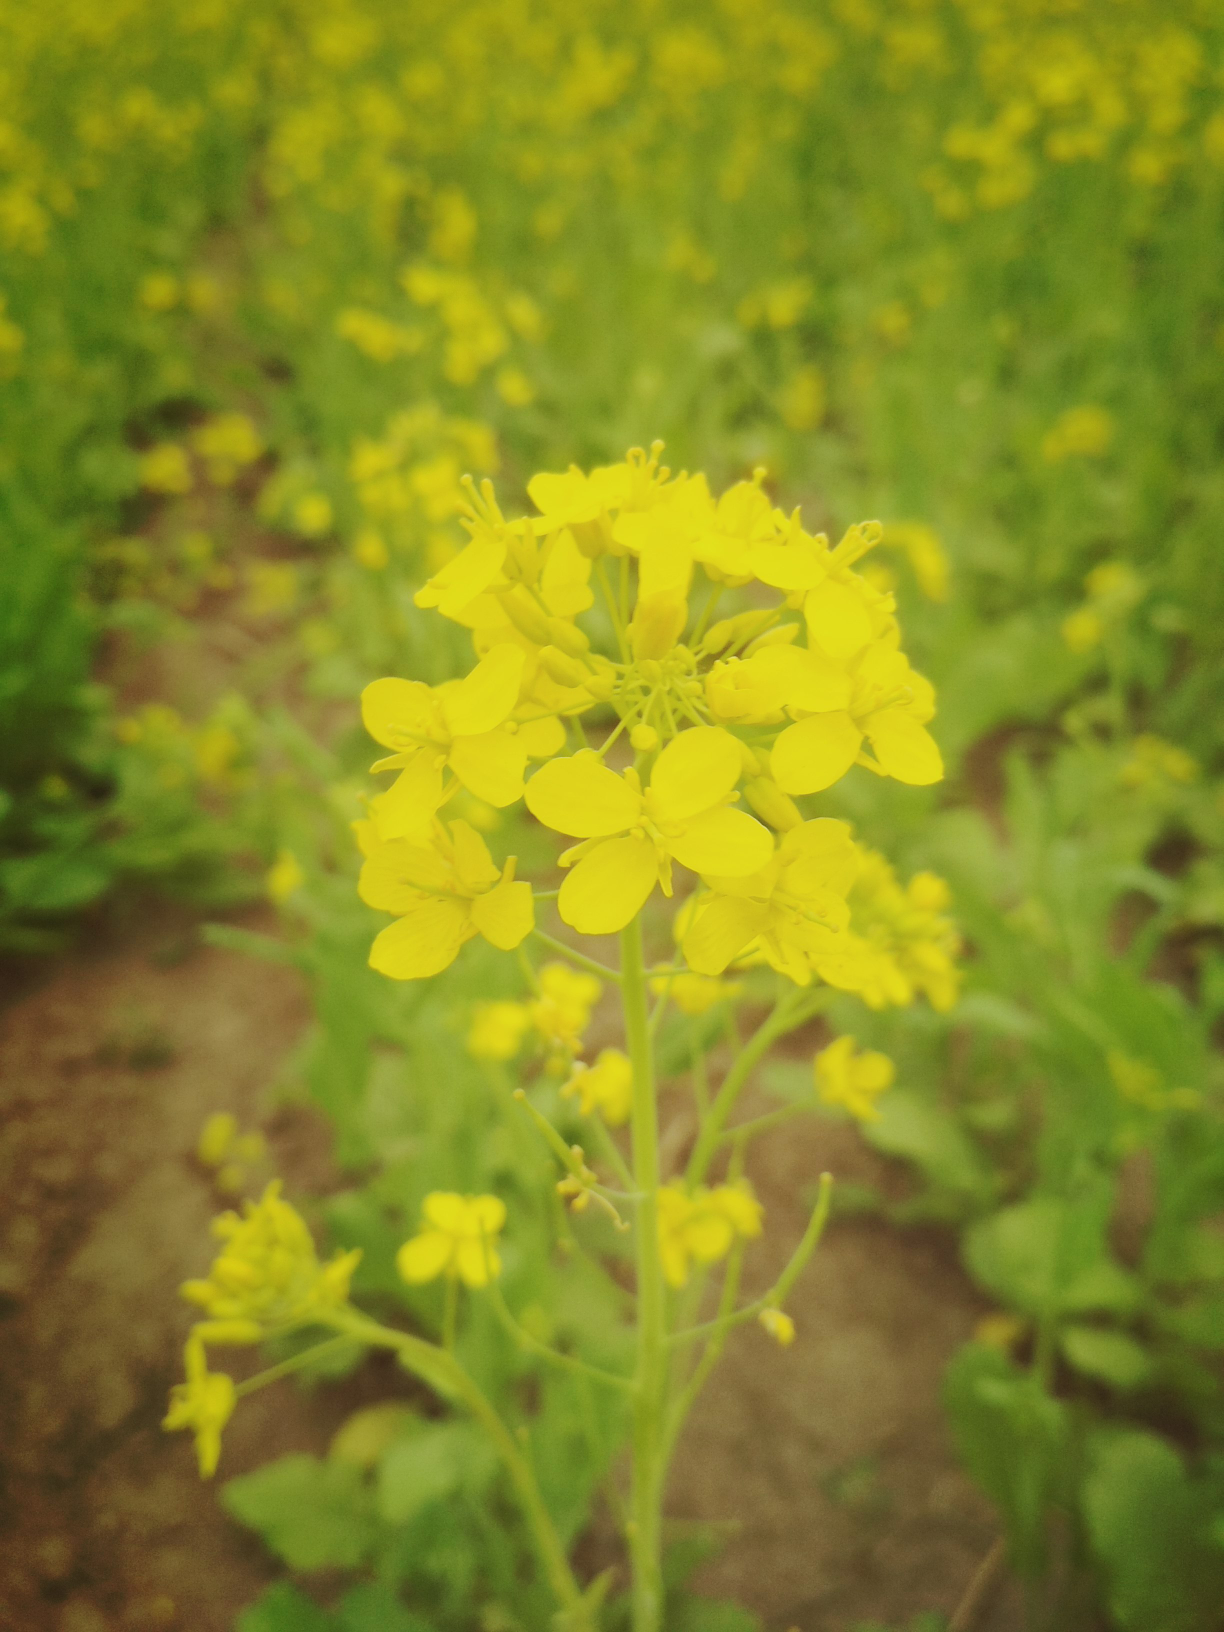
[266,848,305,903]
[1042,405,1114,462]
[759,1307,796,1347]
[814,1034,895,1122]
[467,999,532,1061]
[162,1336,235,1478]
[657,1181,763,1288]
[140,443,192,495]
[397,1192,506,1287]
[563,1048,633,1126]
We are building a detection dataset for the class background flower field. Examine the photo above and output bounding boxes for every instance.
[3,2,1224,1630]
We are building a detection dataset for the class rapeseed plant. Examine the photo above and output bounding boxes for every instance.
[168,444,960,1632]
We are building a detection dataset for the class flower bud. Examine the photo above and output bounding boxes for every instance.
[630,723,659,752]
[743,776,802,831]
[539,645,588,687]
[497,588,551,645]
[547,617,591,657]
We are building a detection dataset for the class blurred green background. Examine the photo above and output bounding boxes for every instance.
[4,2,1224,1629]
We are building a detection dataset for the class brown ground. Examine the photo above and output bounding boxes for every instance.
[0,903,1023,1632]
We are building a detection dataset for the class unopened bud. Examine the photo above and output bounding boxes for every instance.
[539,645,587,686]
[547,617,591,657]
[630,723,659,752]
[497,589,551,645]
[744,776,802,831]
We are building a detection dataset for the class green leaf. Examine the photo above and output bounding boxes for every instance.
[337,1582,437,1632]
[863,1089,990,1197]
[943,1343,1068,1578]
[1059,1325,1153,1389]
[1059,1259,1142,1314]
[236,1584,336,1632]
[963,1192,1115,1318]
[222,1455,377,1571]
[1082,1429,1224,1631]
[377,1422,496,1526]
[670,1597,762,1632]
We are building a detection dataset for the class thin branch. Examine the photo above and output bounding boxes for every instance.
[531,928,622,983]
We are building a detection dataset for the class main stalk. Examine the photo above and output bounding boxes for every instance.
[621,916,667,1632]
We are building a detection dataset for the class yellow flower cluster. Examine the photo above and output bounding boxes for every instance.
[360,447,957,995]
[467,963,604,1071]
[166,1182,361,1476]
[181,1180,361,1330]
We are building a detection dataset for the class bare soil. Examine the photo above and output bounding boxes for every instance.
[0,911,1021,1632]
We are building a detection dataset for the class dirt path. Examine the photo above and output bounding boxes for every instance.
[0,915,1020,1632]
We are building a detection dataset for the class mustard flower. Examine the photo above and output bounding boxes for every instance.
[528,962,602,1060]
[834,855,962,1012]
[162,1335,236,1478]
[814,1035,896,1122]
[657,1181,764,1289]
[563,1048,633,1125]
[359,819,534,981]
[362,644,561,826]
[682,818,860,984]
[524,728,773,935]
[180,1181,360,1330]
[397,1192,506,1288]
[467,999,532,1061]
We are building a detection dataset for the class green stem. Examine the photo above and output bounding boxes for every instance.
[442,1274,458,1352]
[621,916,667,1632]
[686,991,804,1185]
[659,1247,743,1469]
[718,1101,810,1148]
[487,1279,634,1391]
[233,1333,356,1399]
[330,1310,590,1628]
[532,928,622,984]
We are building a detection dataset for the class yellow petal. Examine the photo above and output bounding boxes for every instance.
[667,807,773,877]
[863,710,944,785]
[397,1231,453,1283]
[469,1194,507,1233]
[423,1192,470,1230]
[803,580,874,664]
[629,591,687,660]
[469,878,534,949]
[684,1212,735,1263]
[525,753,642,837]
[368,899,472,980]
[362,677,435,750]
[783,647,853,713]
[448,819,500,890]
[358,842,445,912]
[518,715,566,760]
[540,529,595,616]
[441,644,525,738]
[415,534,506,619]
[771,712,863,795]
[649,726,742,822]
[682,896,769,975]
[368,755,445,841]
[558,835,658,935]
[448,729,528,806]
[455,1238,501,1287]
